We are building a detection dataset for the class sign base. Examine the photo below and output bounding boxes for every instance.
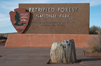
[5,34,97,48]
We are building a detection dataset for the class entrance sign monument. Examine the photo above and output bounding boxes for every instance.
[5,3,92,48]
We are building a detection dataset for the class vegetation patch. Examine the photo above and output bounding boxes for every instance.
[87,34,101,53]
[89,25,101,34]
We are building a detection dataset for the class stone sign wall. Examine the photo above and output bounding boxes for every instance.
[19,3,89,34]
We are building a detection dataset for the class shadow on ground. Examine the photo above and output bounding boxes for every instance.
[80,58,101,61]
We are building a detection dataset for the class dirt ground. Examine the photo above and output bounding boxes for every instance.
[0,38,101,66]
[0,43,101,66]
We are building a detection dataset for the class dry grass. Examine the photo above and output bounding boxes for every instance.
[0,34,8,46]
[0,34,8,39]
[0,39,6,46]
[87,35,101,53]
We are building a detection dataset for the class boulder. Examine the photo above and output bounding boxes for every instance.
[50,39,76,64]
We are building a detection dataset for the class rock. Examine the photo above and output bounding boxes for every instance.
[50,39,77,64]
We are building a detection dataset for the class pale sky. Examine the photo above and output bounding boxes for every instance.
[0,0,101,33]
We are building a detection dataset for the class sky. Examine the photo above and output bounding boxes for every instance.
[0,0,101,33]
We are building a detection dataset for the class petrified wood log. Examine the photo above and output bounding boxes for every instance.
[50,39,77,64]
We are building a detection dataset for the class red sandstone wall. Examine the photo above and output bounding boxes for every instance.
[5,34,98,48]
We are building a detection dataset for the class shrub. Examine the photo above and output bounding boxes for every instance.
[89,25,100,34]
[0,34,7,39]
[87,34,101,53]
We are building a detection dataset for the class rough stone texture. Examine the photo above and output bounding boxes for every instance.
[50,39,77,64]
